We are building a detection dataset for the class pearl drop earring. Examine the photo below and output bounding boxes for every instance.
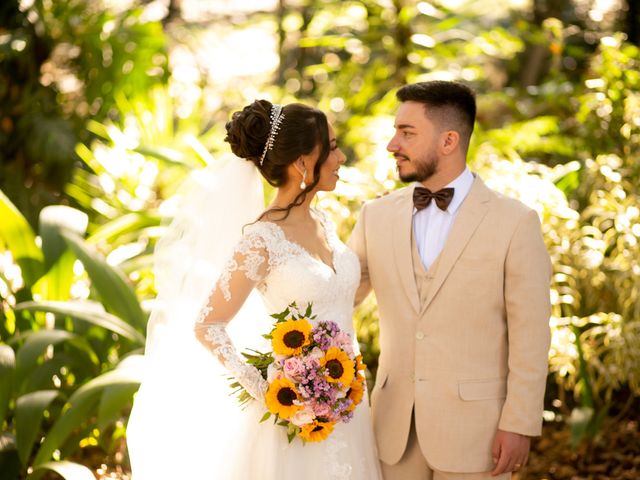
[300,169,307,190]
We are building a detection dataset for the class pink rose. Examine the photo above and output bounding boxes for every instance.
[283,357,304,380]
[312,402,331,417]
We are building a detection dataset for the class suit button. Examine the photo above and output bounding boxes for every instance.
[409,373,414,381]
[415,331,425,340]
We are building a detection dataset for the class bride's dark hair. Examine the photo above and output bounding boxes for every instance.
[224,99,330,221]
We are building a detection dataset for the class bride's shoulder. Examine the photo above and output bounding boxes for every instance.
[242,219,283,240]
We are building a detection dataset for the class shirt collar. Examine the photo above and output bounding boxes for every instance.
[412,167,474,215]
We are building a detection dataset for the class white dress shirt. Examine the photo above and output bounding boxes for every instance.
[412,168,474,271]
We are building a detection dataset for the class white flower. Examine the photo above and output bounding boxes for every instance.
[289,407,315,427]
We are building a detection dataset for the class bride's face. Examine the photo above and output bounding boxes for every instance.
[315,124,346,192]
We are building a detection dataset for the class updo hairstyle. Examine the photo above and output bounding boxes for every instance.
[225,100,330,220]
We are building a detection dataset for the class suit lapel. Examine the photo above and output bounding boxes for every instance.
[392,187,420,314]
[420,175,492,314]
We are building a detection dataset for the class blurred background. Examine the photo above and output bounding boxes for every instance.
[0,0,639,478]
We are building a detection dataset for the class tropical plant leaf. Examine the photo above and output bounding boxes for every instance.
[39,205,88,270]
[134,145,189,166]
[60,231,147,330]
[0,345,16,426]
[27,460,96,480]
[33,366,143,465]
[0,432,20,480]
[569,406,594,447]
[97,382,140,431]
[22,355,72,394]
[32,250,76,302]
[15,390,60,464]
[14,301,145,345]
[15,330,75,392]
[0,188,44,286]
[86,212,161,245]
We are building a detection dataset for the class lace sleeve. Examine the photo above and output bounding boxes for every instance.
[193,228,270,401]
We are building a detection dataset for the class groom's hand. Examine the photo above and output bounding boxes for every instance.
[490,429,530,476]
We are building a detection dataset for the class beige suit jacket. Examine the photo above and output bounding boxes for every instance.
[348,175,551,473]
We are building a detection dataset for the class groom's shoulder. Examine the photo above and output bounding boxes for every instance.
[365,185,412,210]
[481,180,536,219]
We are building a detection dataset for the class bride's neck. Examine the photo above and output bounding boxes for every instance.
[268,185,315,222]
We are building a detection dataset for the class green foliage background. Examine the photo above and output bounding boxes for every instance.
[0,0,639,477]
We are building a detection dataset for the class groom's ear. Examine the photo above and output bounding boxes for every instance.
[441,130,460,155]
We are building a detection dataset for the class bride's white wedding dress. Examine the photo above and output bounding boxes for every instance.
[127,193,382,478]
[204,211,382,479]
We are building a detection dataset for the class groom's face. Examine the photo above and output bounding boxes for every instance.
[387,101,440,183]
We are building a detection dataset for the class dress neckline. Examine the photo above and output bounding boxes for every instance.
[257,210,337,275]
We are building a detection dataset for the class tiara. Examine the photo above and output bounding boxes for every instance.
[259,104,285,166]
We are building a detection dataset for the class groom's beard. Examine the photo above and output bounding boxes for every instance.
[397,151,439,183]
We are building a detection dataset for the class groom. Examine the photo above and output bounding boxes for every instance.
[348,81,551,480]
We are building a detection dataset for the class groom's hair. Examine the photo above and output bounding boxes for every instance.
[396,81,476,152]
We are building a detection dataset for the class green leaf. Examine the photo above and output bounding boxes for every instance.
[0,188,44,286]
[134,145,190,166]
[0,345,16,426]
[23,355,72,394]
[39,206,88,271]
[15,330,75,392]
[15,390,60,464]
[259,412,271,423]
[0,433,20,479]
[96,383,139,431]
[569,406,593,447]
[32,250,76,301]
[27,460,96,480]
[14,301,145,345]
[33,366,143,465]
[555,169,581,196]
[86,212,161,245]
[61,231,147,330]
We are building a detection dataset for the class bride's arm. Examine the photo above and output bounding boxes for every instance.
[194,231,270,401]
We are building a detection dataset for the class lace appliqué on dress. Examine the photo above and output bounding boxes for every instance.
[195,229,269,324]
[203,323,268,401]
[325,431,352,480]
[218,233,268,301]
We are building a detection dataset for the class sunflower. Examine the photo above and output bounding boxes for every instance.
[355,354,366,374]
[320,347,355,387]
[346,377,365,411]
[271,319,312,356]
[265,378,302,419]
[298,420,335,442]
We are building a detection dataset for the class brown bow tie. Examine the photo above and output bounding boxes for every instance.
[413,186,455,211]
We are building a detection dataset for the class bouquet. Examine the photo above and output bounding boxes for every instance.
[235,303,366,443]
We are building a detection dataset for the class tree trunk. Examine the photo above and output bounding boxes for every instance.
[517,0,572,87]
[627,0,639,46]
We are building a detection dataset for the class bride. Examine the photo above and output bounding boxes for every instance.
[126,100,383,479]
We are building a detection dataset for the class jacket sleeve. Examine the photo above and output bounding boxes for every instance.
[498,209,552,436]
[347,201,373,306]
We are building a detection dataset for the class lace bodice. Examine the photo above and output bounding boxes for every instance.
[191,209,371,479]
[197,210,361,336]
[248,218,360,334]
[193,210,361,403]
